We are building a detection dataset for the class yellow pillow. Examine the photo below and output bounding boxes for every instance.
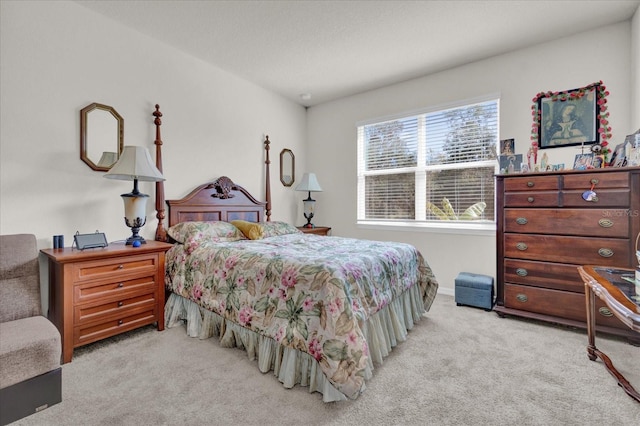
[231,220,264,240]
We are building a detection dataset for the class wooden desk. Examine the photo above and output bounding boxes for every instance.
[578,265,640,403]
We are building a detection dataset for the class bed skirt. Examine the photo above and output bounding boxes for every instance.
[164,283,431,402]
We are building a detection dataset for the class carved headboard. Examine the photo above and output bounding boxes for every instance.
[151,105,272,241]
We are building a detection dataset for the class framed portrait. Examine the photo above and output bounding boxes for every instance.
[592,155,605,169]
[500,138,515,155]
[573,153,594,170]
[531,82,611,152]
[499,154,522,174]
[608,143,627,167]
[537,86,598,149]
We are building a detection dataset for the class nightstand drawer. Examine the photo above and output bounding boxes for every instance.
[74,275,157,304]
[73,254,159,282]
[74,291,156,324]
[74,308,157,347]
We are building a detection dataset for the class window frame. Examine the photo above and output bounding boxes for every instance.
[356,94,500,233]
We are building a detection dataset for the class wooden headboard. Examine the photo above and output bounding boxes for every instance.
[151,104,272,242]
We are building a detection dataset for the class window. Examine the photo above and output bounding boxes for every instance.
[357,98,499,227]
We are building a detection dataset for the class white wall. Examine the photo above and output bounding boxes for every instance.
[307,21,637,294]
[0,1,306,250]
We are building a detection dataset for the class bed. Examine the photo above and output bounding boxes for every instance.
[150,105,439,401]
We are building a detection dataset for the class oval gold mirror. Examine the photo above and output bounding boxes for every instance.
[280,149,295,187]
[80,103,124,171]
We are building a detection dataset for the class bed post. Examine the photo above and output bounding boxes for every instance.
[264,135,272,222]
[153,104,167,242]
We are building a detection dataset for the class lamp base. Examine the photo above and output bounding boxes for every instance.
[124,217,147,245]
[303,212,314,228]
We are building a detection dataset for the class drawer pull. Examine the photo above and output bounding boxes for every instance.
[526,181,534,188]
[598,307,613,317]
[597,248,614,258]
[117,264,124,270]
[118,301,124,307]
[527,197,534,203]
[117,282,124,288]
[118,320,124,325]
[590,179,599,185]
[597,219,613,228]
[516,294,528,303]
[516,242,528,251]
[516,217,528,225]
[516,268,528,277]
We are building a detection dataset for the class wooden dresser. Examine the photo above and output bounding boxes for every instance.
[41,241,173,363]
[495,167,640,340]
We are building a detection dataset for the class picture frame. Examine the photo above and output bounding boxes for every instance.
[573,153,594,170]
[592,155,605,169]
[530,81,611,153]
[500,138,515,155]
[499,154,522,174]
[608,142,627,168]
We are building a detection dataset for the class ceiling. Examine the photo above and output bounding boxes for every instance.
[76,0,639,107]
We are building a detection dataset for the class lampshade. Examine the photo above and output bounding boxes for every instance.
[96,151,118,168]
[104,146,164,245]
[295,173,323,192]
[104,146,165,182]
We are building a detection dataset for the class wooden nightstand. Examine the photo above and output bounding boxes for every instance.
[297,226,332,236]
[40,240,173,363]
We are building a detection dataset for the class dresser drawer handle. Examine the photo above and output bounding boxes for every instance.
[118,320,124,325]
[117,282,124,288]
[516,294,528,303]
[117,264,124,270]
[527,197,534,203]
[516,217,528,225]
[527,181,534,188]
[516,242,528,251]
[597,248,614,258]
[597,219,614,228]
[516,268,528,277]
[118,301,124,307]
[590,179,599,185]
[598,307,613,317]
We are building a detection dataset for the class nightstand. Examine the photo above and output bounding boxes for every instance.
[40,240,173,363]
[297,226,332,236]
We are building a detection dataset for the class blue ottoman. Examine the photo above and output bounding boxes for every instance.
[455,272,494,311]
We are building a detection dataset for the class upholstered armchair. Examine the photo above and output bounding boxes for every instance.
[0,234,61,425]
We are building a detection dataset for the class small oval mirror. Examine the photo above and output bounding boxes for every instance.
[280,149,295,187]
[80,103,124,171]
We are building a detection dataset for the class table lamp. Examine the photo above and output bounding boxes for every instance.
[104,146,165,244]
[295,172,322,228]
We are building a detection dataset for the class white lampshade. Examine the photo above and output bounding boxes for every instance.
[97,151,118,168]
[295,173,322,192]
[104,146,165,182]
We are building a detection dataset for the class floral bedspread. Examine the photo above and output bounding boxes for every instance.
[165,233,438,399]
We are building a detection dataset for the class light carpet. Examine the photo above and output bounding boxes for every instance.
[12,294,639,426]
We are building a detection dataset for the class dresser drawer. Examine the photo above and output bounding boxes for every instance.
[503,259,583,292]
[563,171,630,190]
[504,175,559,192]
[504,191,559,207]
[74,309,157,347]
[74,291,156,325]
[504,283,628,329]
[74,275,157,305]
[73,254,159,283]
[562,189,630,207]
[504,208,629,237]
[504,234,630,265]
